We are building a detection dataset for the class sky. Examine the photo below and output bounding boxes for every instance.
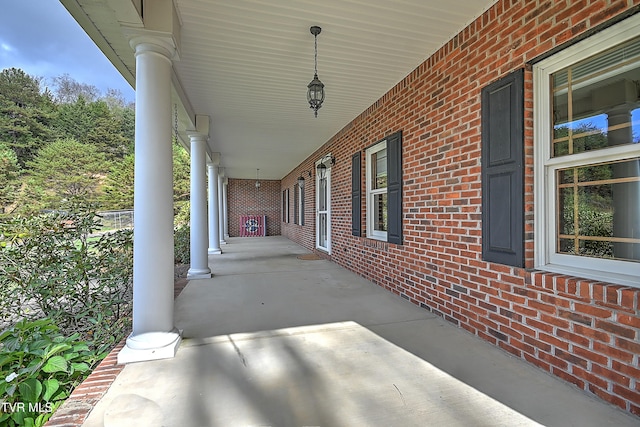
[0,1,135,102]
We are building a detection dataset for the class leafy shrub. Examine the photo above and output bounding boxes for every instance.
[174,225,190,265]
[173,201,190,227]
[0,204,133,354]
[0,318,99,427]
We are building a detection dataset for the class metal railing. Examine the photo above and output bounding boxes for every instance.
[97,210,134,232]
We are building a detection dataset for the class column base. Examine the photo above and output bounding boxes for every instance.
[208,248,222,255]
[118,329,182,364]
[187,267,212,279]
[224,234,230,239]
[220,240,227,245]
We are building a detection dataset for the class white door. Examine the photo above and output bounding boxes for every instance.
[316,164,331,253]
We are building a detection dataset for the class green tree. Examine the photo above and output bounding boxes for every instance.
[26,138,110,208]
[53,97,131,160]
[13,176,46,215]
[101,142,192,213]
[0,68,55,166]
[0,142,20,213]
[101,153,135,209]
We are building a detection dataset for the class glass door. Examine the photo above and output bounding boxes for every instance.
[316,163,331,253]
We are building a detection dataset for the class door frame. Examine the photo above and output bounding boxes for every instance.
[315,156,332,254]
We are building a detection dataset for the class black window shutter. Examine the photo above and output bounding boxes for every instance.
[301,186,305,226]
[294,185,299,225]
[481,68,524,267]
[351,152,361,236]
[387,131,403,245]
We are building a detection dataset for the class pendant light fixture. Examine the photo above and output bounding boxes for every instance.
[307,26,325,118]
[255,168,261,189]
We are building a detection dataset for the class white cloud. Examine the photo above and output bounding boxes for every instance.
[0,1,134,101]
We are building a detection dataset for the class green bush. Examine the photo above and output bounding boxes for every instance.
[174,225,190,265]
[173,201,190,227]
[0,318,99,427]
[0,204,133,354]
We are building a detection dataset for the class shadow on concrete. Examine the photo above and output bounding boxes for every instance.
[83,237,640,426]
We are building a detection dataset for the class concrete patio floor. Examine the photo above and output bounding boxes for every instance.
[83,236,640,427]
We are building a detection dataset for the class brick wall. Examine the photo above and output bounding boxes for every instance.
[281,167,317,249]
[228,178,281,237]
[282,0,640,416]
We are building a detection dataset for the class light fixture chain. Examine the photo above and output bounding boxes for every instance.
[314,33,318,76]
[173,103,178,144]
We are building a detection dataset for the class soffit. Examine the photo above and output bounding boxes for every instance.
[64,0,498,180]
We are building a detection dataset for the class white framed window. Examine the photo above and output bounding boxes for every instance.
[366,140,388,241]
[534,15,640,287]
[297,184,304,225]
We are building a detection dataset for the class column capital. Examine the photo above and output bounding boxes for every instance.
[224,177,229,185]
[186,130,208,142]
[219,168,225,178]
[124,28,179,60]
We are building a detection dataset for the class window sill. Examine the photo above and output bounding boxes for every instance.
[366,233,387,242]
[535,262,640,288]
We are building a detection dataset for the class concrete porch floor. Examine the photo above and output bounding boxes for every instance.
[83,236,640,427]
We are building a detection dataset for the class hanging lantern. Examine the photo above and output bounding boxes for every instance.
[307,26,325,117]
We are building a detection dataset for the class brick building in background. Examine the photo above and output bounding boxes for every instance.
[228,178,281,237]
[282,1,640,416]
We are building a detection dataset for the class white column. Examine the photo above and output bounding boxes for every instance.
[223,177,229,239]
[187,132,212,279]
[207,159,222,254]
[118,35,181,364]
[219,168,227,245]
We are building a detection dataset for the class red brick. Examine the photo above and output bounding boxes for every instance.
[540,313,570,329]
[573,324,610,343]
[539,332,570,350]
[574,303,613,319]
[552,367,586,389]
[279,0,640,418]
[612,360,640,379]
[619,288,637,310]
[558,309,592,326]
[538,350,569,370]
[572,365,608,390]
[589,384,627,410]
[617,314,640,329]
[555,329,590,348]
[554,348,588,368]
[613,385,640,406]
[528,299,557,313]
[525,317,555,334]
[615,337,640,354]
[595,319,636,339]
[593,341,634,363]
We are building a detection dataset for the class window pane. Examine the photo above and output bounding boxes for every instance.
[371,148,387,189]
[556,158,640,262]
[319,213,327,247]
[552,37,640,157]
[373,193,388,232]
[318,177,327,211]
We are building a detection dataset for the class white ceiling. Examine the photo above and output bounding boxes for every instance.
[62,0,497,180]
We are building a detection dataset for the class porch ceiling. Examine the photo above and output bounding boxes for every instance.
[61,0,497,180]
